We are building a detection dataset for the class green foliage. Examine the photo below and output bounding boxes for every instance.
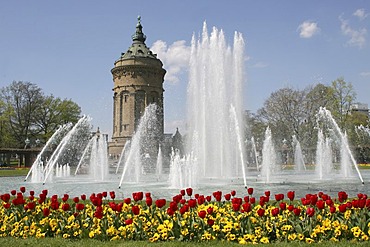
[250,78,368,164]
[0,81,81,148]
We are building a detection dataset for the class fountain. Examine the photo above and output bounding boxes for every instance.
[2,22,368,201]
[292,135,306,171]
[25,123,73,182]
[260,127,279,183]
[316,107,364,183]
[118,104,161,188]
[169,22,247,188]
[25,115,110,184]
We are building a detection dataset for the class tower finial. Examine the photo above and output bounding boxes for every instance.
[132,15,146,42]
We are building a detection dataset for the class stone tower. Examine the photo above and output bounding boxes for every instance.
[108,16,166,158]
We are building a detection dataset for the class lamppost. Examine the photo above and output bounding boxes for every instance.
[24,138,30,149]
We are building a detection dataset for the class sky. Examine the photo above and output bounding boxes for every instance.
[1,1,369,137]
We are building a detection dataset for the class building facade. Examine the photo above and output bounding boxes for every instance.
[108,17,166,158]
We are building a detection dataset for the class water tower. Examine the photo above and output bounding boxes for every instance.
[108,16,166,158]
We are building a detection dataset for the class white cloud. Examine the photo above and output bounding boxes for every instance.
[353,8,369,20]
[360,71,370,77]
[151,40,191,84]
[297,21,320,38]
[340,16,367,48]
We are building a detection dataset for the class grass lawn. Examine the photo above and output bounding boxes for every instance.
[0,238,369,247]
[0,168,29,177]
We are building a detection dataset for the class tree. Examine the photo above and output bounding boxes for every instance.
[1,81,44,147]
[327,77,356,130]
[301,83,333,151]
[0,81,82,147]
[258,87,307,146]
[33,95,81,141]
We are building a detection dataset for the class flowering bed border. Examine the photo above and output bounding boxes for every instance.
[1,186,370,244]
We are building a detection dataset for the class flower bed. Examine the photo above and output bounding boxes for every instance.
[1,186,370,244]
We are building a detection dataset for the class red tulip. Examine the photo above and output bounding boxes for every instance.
[188,199,197,208]
[110,191,116,200]
[1,193,10,202]
[81,194,86,201]
[20,187,26,193]
[146,197,153,207]
[179,205,188,215]
[207,207,214,215]
[155,199,166,208]
[279,202,286,211]
[167,208,175,216]
[198,210,207,218]
[330,206,336,213]
[232,203,241,211]
[264,191,270,197]
[62,203,71,211]
[271,207,280,216]
[306,207,315,217]
[242,202,252,212]
[62,194,69,202]
[3,203,10,209]
[293,207,301,216]
[186,188,193,197]
[132,205,140,215]
[275,193,284,201]
[250,197,256,204]
[11,190,16,196]
[247,187,254,195]
[29,190,35,196]
[124,198,131,204]
[287,191,295,201]
[43,208,50,217]
[26,202,35,210]
[51,201,59,210]
[180,189,185,196]
[207,219,214,226]
[231,190,236,196]
[257,208,265,217]
[288,204,294,211]
[145,192,151,198]
[197,195,205,205]
[339,204,347,213]
[73,197,79,203]
[94,206,103,219]
[224,193,231,201]
[125,218,133,225]
[316,200,325,210]
[76,203,85,211]
[338,191,348,203]
[109,202,116,211]
[169,201,178,211]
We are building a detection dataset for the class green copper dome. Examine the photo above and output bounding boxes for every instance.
[116,16,159,62]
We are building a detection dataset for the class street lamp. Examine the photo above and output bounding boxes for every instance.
[24,138,30,149]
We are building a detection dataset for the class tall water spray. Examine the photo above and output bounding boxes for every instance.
[26,123,72,182]
[316,107,363,183]
[183,22,246,186]
[292,135,306,171]
[260,127,278,182]
[315,129,333,180]
[42,116,92,184]
[119,104,161,187]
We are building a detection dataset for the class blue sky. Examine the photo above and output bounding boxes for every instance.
[1,1,369,136]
